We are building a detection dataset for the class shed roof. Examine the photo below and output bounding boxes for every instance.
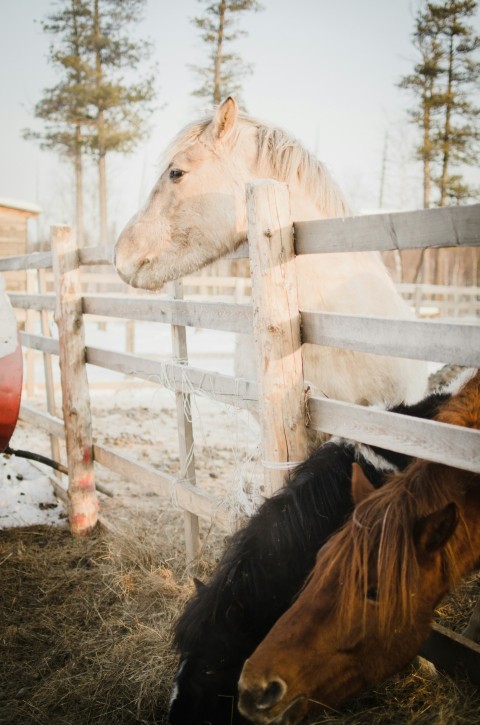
[0,197,42,216]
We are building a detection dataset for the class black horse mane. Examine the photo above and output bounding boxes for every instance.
[174,390,450,654]
[175,442,378,652]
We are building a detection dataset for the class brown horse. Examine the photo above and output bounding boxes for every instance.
[238,370,480,725]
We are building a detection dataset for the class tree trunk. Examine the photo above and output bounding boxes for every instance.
[72,0,85,247]
[98,112,108,246]
[423,91,432,209]
[213,0,226,105]
[74,125,84,247]
[94,0,108,245]
[440,33,454,207]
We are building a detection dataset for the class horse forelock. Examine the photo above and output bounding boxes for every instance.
[160,111,350,218]
[308,373,480,643]
[313,458,472,643]
[159,118,211,172]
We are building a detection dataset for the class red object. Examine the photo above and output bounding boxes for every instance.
[0,339,23,451]
[0,290,23,452]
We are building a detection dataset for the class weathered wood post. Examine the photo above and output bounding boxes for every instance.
[170,278,201,564]
[25,269,36,396]
[247,180,310,496]
[51,225,98,536]
[38,268,62,475]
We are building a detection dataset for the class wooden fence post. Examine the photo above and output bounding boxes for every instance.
[51,225,98,536]
[25,269,36,396]
[247,180,309,495]
[171,279,201,564]
[38,268,62,475]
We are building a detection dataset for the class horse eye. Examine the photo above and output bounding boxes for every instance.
[367,587,378,602]
[169,168,185,181]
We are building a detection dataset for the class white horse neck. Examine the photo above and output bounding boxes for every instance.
[288,192,329,222]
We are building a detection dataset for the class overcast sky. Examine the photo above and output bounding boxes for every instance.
[2,0,479,242]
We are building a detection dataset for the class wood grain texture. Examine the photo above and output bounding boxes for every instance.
[51,225,98,536]
[309,396,480,473]
[247,180,309,495]
[82,294,252,333]
[295,203,480,254]
[301,310,480,366]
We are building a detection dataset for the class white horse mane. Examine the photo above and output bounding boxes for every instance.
[162,112,351,219]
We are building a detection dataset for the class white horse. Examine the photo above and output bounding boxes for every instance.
[115,97,428,407]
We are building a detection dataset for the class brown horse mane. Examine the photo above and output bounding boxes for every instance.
[310,370,480,642]
[161,111,350,219]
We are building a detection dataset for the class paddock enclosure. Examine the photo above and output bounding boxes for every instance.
[1,182,480,721]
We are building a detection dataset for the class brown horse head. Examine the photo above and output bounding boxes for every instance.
[238,370,480,724]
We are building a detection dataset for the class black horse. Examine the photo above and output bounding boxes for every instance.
[168,389,451,725]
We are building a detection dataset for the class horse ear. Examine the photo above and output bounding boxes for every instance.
[211,96,238,140]
[351,463,376,505]
[413,502,458,559]
[193,576,207,594]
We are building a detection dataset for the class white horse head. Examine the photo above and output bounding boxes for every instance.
[114,97,429,408]
[114,96,348,290]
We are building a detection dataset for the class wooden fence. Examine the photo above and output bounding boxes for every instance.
[23,265,480,315]
[397,281,480,318]
[1,184,480,679]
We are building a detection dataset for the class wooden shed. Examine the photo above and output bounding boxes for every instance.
[0,197,41,291]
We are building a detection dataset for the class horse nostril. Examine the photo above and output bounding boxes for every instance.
[257,678,287,710]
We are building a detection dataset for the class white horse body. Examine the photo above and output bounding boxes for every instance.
[115,97,428,407]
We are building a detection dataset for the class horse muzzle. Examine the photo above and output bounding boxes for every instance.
[237,675,307,725]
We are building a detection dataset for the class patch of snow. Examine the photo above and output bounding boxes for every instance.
[0,454,66,529]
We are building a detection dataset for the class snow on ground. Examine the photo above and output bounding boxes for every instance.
[3,321,263,532]
[0,454,66,529]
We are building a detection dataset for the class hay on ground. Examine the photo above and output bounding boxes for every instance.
[0,521,479,725]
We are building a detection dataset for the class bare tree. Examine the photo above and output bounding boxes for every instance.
[25,0,157,247]
[399,0,480,285]
[190,0,262,109]
[23,0,92,246]
[400,0,480,208]
[87,0,156,245]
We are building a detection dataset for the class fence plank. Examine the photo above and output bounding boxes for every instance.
[420,623,480,686]
[79,246,113,266]
[295,204,480,254]
[51,225,98,536]
[398,282,480,296]
[20,403,65,438]
[9,292,55,311]
[301,311,480,366]
[86,347,258,412]
[92,444,232,530]
[247,180,309,495]
[20,331,59,355]
[82,294,252,332]
[308,397,480,473]
[0,251,53,272]
[17,333,260,413]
